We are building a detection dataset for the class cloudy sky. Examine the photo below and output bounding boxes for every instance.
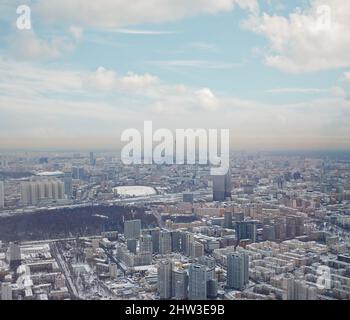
[0,0,350,150]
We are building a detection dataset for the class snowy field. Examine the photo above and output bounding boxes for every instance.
[113,186,157,198]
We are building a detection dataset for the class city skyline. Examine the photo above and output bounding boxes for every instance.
[1,148,350,301]
[0,0,350,150]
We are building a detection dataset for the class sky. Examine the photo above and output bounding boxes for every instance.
[0,0,350,150]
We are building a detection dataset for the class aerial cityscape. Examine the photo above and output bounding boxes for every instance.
[1,0,350,303]
[1,150,350,300]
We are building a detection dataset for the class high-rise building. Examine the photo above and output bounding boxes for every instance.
[158,260,173,299]
[207,279,218,299]
[262,224,276,241]
[159,230,172,255]
[236,221,257,243]
[90,152,95,166]
[234,212,245,222]
[212,167,231,201]
[124,220,141,240]
[295,216,305,237]
[191,241,204,259]
[0,181,4,209]
[286,216,297,239]
[181,232,193,257]
[151,228,160,254]
[1,282,12,301]
[64,171,73,198]
[172,269,188,300]
[127,239,137,254]
[189,264,207,300]
[227,251,249,291]
[134,252,152,266]
[224,211,233,229]
[171,231,181,252]
[21,179,65,206]
[198,256,216,281]
[7,242,21,269]
[274,217,286,242]
[140,234,153,253]
[72,167,85,180]
[283,277,317,300]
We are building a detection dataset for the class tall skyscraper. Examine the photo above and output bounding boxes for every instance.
[189,264,207,300]
[64,171,73,198]
[7,242,21,269]
[207,279,218,299]
[236,221,257,243]
[274,217,287,242]
[198,256,216,281]
[172,269,189,300]
[0,181,4,209]
[127,239,137,254]
[124,219,141,240]
[286,216,297,239]
[159,230,172,255]
[295,216,305,237]
[151,228,160,254]
[181,232,193,257]
[212,167,232,201]
[171,231,181,252]
[140,234,153,253]
[227,251,249,291]
[224,211,233,229]
[158,259,173,299]
[90,152,95,166]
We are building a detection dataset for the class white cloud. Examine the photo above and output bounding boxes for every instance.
[69,25,84,40]
[330,86,347,99]
[115,29,179,35]
[35,0,258,28]
[1,56,350,149]
[195,88,220,110]
[344,71,350,82]
[149,60,240,69]
[242,0,350,73]
[86,66,117,90]
[8,30,75,60]
[85,67,160,93]
[120,72,159,91]
[266,86,349,99]
[266,88,324,94]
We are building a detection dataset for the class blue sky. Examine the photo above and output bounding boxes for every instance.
[0,0,350,150]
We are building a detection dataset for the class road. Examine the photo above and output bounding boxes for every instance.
[50,242,81,299]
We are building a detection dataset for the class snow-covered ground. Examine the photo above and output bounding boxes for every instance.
[113,186,157,198]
